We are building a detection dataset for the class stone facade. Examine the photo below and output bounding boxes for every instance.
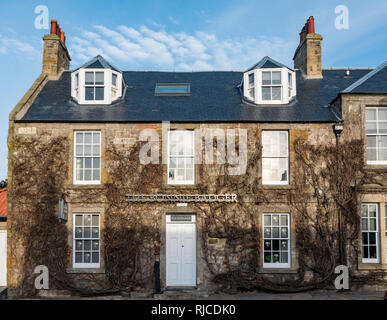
[6,119,387,294]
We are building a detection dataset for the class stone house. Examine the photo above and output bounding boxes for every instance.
[6,17,387,296]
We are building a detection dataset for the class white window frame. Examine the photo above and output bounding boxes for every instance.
[71,69,123,105]
[243,68,296,105]
[73,131,101,185]
[261,70,283,103]
[366,107,387,165]
[167,130,195,185]
[262,130,289,185]
[361,203,380,264]
[262,213,291,268]
[73,213,100,269]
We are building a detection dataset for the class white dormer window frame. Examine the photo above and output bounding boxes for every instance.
[243,68,296,105]
[71,69,123,105]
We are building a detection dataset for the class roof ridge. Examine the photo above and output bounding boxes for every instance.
[342,61,387,93]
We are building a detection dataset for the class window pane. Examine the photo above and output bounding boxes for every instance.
[280,215,288,226]
[369,205,376,217]
[92,132,100,144]
[75,252,82,263]
[95,87,104,100]
[155,84,190,94]
[249,73,254,85]
[262,71,271,85]
[76,240,83,250]
[366,136,376,148]
[92,252,99,263]
[84,227,91,238]
[272,215,279,226]
[84,169,92,181]
[95,72,104,85]
[92,215,99,226]
[280,251,288,263]
[367,148,377,161]
[362,219,368,230]
[84,240,91,250]
[75,215,83,226]
[92,240,99,250]
[366,109,376,121]
[75,227,82,238]
[85,87,94,100]
[262,87,271,100]
[112,73,117,86]
[379,122,387,134]
[93,158,100,169]
[92,169,100,181]
[76,145,83,156]
[262,158,288,184]
[84,252,91,263]
[272,71,281,85]
[76,132,83,144]
[264,215,271,226]
[272,227,279,238]
[378,108,387,121]
[85,72,94,85]
[83,215,91,226]
[366,122,377,134]
[85,158,92,169]
[369,246,377,259]
[92,227,99,238]
[272,86,281,100]
[84,133,92,144]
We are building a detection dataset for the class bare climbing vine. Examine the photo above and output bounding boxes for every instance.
[8,131,386,297]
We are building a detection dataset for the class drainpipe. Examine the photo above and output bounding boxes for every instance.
[333,123,344,266]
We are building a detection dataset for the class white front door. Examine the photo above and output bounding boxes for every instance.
[166,215,196,287]
[0,230,6,286]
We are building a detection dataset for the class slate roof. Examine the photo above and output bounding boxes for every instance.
[74,55,120,72]
[0,188,7,216]
[246,56,290,72]
[20,68,371,123]
[342,61,387,94]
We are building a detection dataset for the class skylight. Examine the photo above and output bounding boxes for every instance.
[155,83,190,96]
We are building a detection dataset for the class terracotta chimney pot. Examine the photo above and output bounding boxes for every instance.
[50,19,58,35]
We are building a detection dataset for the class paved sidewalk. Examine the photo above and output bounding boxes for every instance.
[77,290,385,300]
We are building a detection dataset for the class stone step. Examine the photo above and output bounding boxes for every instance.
[153,289,210,299]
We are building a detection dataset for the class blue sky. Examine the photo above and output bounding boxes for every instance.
[0,0,386,179]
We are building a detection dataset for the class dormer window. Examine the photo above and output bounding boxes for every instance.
[71,55,124,105]
[243,56,296,105]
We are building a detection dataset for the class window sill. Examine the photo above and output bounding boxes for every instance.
[365,165,387,170]
[66,184,105,190]
[259,268,298,274]
[262,185,291,190]
[358,264,387,271]
[66,268,105,274]
[164,184,198,190]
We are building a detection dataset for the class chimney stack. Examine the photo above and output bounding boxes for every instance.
[293,16,323,79]
[42,19,71,80]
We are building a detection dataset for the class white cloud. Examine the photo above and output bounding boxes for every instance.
[0,35,40,58]
[168,16,180,25]
[68,24,297,70]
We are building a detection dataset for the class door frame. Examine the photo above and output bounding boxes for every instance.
[165,213,197,288]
